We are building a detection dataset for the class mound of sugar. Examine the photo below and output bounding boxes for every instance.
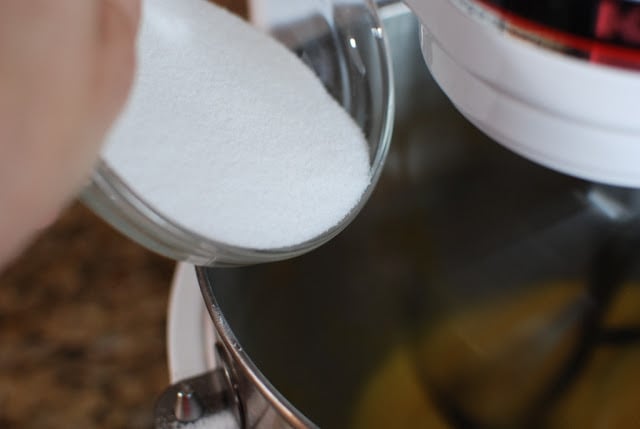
[103,0,371,249]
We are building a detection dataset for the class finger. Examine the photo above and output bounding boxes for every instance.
[93,0,140,139]
[110,0,142,33]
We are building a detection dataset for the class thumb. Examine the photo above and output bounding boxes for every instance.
[110,0,142,32]
[93,0,141,139]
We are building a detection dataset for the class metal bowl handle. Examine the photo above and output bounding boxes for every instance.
[155,343,243,428]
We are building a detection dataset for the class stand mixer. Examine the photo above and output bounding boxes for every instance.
[406,0,640,186]
[157,0,640,428]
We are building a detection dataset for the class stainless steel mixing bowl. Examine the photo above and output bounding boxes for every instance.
[165,4,640,428]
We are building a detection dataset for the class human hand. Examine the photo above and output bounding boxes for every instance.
[0,0,141,268]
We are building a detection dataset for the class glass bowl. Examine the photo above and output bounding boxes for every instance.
[81,0,393,267]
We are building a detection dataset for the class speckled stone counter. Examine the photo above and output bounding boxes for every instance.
[0,203,175,428]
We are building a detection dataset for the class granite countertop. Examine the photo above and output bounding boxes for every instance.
[0,203,175,429]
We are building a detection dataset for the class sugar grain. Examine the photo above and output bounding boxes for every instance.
[103,0,371,249]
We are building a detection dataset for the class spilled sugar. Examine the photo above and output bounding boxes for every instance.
[178,412,238,429]
[103,0,371,249]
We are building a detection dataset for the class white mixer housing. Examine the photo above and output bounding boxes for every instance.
[405,0,640,187]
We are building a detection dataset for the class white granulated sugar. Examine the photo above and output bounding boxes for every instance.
[179,411,238,429]
[103,0,371,249]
